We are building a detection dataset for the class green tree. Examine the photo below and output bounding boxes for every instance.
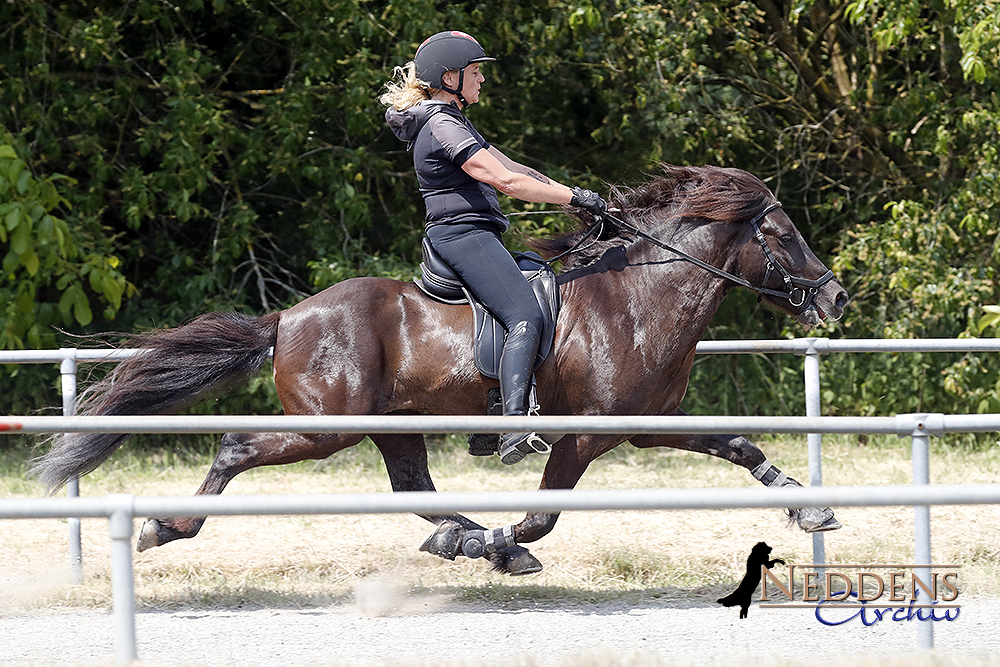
[629,0,1000,418]
[1,134,130,349]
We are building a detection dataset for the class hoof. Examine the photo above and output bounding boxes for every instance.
[419,521,462,561]
[490,546,543,576]
[136,517,193,552]
[794,507,843,533]
[136,518,164,552]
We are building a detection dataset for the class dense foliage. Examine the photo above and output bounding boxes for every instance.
[2,0,998,437]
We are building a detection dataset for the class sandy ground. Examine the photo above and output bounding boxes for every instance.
[2,501,1000,667]
[2,592,999,667]
[3,444,1000,667]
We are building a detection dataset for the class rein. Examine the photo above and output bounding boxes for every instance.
[555,203,835,311]
[506,209,607,263]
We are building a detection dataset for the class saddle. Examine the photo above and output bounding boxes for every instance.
[414,237,561,379]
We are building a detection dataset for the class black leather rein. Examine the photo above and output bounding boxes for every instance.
[574,202,836,312]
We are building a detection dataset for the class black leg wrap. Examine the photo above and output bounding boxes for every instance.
[751,459,790,487]
[462,525,516,559]
[752,459,843,533]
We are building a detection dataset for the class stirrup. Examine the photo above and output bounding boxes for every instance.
[468,385,539,457]
[498,432,550,465]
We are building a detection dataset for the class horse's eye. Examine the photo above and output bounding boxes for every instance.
[779,234,794,245]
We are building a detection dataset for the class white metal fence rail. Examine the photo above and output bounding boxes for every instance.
[2,412,1000,663]
[6,337,1000,580]
[3,339,1000,664]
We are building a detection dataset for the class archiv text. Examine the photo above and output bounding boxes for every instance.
[757,564,960,626]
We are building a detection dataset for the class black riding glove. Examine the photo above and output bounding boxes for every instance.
[570,187,608,218]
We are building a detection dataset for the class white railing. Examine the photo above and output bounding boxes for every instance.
[6,337,1000,578]
[2,412,1000,663]
[3,339,1000,664]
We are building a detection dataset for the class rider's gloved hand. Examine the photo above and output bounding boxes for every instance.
[570,187,608,218]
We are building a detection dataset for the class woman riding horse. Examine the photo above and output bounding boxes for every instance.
[30,164,850,575]
[380,30,608,465]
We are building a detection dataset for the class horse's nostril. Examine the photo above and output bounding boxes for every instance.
[835,291,849,310]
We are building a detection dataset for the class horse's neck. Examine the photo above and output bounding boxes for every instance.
[632,242,730,333]
[563,232,735,355]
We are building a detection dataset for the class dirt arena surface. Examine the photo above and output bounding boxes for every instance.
[2,592,999,667]
[4,442,1000,666]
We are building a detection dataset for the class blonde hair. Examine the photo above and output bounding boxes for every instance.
[379,62,436,110]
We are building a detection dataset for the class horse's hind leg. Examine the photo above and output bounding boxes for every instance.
[370,433,542,575]
[629,430,842,533]
[136,430,363,552]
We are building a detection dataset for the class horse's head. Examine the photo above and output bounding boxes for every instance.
[533,165,849,328]
[736,204,849,327]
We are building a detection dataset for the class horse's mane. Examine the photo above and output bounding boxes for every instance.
[528,164,776,272]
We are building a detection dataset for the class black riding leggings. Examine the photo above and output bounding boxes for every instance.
[425,221,545,334]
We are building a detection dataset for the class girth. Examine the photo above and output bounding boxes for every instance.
[414,237,560,379]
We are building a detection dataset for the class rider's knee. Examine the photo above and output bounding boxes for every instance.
[509,311,544,340]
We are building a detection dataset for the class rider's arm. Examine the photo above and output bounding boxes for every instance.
[486,146,555,185]
[461,146,574,205]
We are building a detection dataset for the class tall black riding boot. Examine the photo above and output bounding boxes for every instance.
[497,321,549,465]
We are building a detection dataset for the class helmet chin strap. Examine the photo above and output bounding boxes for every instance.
[441,68,469,109]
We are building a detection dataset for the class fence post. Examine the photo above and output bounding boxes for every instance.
[802,338,828,568]
[60,352,83,585]
[908,413,942,651]
[107,494,138,666]
[908,413,944,650]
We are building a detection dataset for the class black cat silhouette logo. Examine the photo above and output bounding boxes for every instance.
[718,541,785,619]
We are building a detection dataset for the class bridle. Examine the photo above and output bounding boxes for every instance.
[550,202,836,312]
[742,203,836,309]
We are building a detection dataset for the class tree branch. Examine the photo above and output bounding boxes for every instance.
[751,0,929,188]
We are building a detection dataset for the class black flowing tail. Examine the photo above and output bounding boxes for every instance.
[30,311,281,492]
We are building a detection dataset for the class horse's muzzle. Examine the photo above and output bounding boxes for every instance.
[799,281,849,326]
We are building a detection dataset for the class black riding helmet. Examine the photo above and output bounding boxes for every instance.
[414,31,495,107]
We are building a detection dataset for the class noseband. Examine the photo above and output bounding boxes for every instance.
[591,203,836,312]
[746,203,836,309]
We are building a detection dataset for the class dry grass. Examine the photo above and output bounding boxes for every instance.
[1,434,999,613]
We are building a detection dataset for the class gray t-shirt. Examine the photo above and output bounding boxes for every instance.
[385,101,509,231]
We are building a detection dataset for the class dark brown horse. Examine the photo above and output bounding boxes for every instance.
[32,165,849,575]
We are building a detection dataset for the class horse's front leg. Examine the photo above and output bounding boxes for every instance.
[628,431,841,533]
[136,430,363,552]
[465,434,612,555]
[371,433,542,575]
